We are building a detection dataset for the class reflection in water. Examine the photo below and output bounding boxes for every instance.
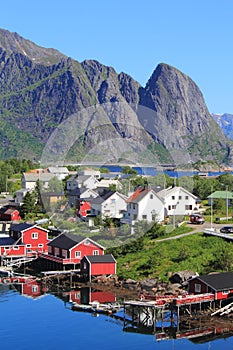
[1,279,233,347]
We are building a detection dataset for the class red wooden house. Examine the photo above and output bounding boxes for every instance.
[0,207,21,221]
[40,232,104,266]
[188,272,233,301]
[0,223,49,258]
[80,254,116,281]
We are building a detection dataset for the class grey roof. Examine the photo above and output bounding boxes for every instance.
[48,233,85,249]
[196,272,233,291]
[84,254,116,264]
[90,190,115,205]
[11,223,33,232]
[48,167,69,174]
[23,173,55,182]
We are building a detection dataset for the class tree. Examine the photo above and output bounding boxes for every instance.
[20,191,37,217]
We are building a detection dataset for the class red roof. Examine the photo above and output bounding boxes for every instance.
[127,187,150,203]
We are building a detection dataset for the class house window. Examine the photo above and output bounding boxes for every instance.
[185,205,192,210]
[142,215,147,220]
[75,291,81,299]
[32,232,38,239]
[172,205,176,209]
[48,246,52,253]
[13,246,19,250]
[222,290,230,295]
[75,251,81,258]
[168,205,171,211]
[83,262,87,270]
[4,247,10,251]
[26,244,31,248]
[133,214,137,220]
[32,285,38,293]
[194,283,201,293]
[185,196,189,200]
[179,196,182,200]
[84,240,90,245]
[172,196,175,200]
[133,203,136,209]
[93,250,99,255]
[150,194,153,199]
[38,244,43,248]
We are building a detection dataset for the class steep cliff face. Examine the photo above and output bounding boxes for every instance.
[0,28,231,163]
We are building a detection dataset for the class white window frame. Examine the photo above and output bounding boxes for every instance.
[38,244,43,248]
[32,285,38,293]
[75,251,81,258]
[194,283,201,293]
[13,246,19,250]
[93,250,99,255]
[32,232,38,239]
[26,244,31,248]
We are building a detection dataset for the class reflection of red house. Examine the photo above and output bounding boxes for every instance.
[20,280,42,299]
[189,272,233,301]
[81,254,116,280]
[0,223,49,258]
[63,288,116,304]
[0,207,21,221]
[40,233,104,266]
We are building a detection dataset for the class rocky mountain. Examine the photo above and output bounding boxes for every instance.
[212,113,233,141]
[0,27,231,165]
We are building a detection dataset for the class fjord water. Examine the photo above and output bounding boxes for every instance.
[1,287,233,350]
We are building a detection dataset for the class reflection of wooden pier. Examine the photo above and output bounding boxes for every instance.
[123,293,217,334]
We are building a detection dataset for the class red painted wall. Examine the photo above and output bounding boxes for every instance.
[70,242,104,262]
[90,262,116,276]
[22,227,48,253]
[189,278,209,294]
[0,245,26,256]
[79,201,91,218]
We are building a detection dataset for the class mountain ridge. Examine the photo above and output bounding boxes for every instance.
[0,27,231,165]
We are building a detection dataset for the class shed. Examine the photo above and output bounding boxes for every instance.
[80,254,116,280]
[189,272,233,300]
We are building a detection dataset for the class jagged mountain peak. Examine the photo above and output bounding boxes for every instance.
[0,28,66,65]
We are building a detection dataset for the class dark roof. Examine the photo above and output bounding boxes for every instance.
[10,223,33,232]
[0,237,16,246]
[91,190,115,205]
[48,233,85,249]
[196,272,233,291]
[84,254,116,264]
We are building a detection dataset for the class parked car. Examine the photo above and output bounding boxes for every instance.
[189,214,205,224]
[220,226,233,234]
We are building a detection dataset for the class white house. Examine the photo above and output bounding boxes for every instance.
[95,179,122,192]
[47,166,69,181]
[22,172,55,190]
[78,169,101,179]
[157,186,200,216]
[122,186,165,225]
[66,174,99,191]
[90,190,127,219]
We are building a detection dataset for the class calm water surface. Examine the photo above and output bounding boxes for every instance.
[1,285,233,350]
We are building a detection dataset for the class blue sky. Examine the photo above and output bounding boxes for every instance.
[1,0,233,114]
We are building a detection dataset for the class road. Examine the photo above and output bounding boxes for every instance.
[157,221,230,242]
